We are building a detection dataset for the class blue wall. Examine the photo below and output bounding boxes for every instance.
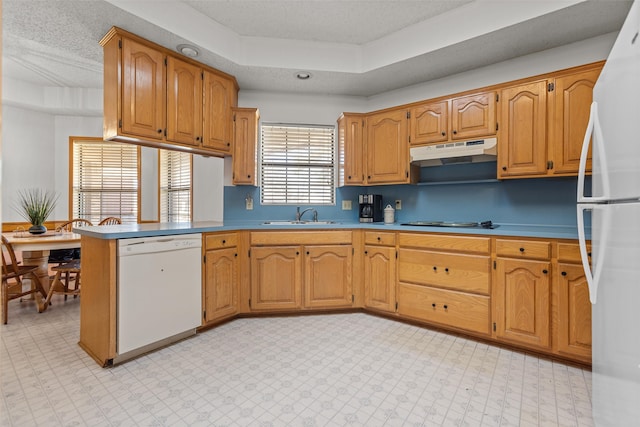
[224,162,588,227]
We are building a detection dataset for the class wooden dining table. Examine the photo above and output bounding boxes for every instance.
[3,231,81,298]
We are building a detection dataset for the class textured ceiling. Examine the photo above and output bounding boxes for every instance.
[1,0,634,99]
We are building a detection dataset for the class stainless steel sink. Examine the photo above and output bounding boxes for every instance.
[262,220,337,225]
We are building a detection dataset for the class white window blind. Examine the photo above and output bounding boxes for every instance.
[72,140,139,224]
[160,150,192,222]
[260,123,335,205]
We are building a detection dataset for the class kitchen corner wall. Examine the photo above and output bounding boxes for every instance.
[226,34,611,227]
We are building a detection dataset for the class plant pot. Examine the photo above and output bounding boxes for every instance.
[28,225,47,235]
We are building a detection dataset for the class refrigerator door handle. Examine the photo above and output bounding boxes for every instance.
[577,203,609,304]
[578,101,611,203]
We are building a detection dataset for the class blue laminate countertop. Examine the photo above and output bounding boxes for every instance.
[74,220,587,240]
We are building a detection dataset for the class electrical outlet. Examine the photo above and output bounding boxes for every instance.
[342,200,352,210]
[246,196,254,210]
[395,200,402,210]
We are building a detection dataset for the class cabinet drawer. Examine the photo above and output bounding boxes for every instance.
[364,231,396,246]
[251,231,352,246]
[496,239,551,259]
[557,242,591,263]
[398,249,490,294]
[397,282,490,335]
[398,233,490,254]
[205,232,238,250]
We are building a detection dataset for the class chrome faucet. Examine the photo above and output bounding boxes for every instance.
[296,207,318,222]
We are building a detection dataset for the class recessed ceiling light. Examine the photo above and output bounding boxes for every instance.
[177,44,200,58]
[295,71,312,80]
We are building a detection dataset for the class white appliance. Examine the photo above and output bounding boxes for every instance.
[117,233,202,361]
[577,1,640,425]
[409,137,497,166]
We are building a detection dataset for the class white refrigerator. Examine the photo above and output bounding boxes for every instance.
[577,0,640,425]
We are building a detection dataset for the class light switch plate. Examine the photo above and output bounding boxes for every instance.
[395,200,402,210]
[342,200,352,210]
[246,197,254,210]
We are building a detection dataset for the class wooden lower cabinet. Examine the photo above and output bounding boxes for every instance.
[364,245,396,312]
[494,258,551,349]
[554,263,592,362]
[304,245,353,308]
[397,282,490,335]
[250,246,302,311]
[203,247,238,323]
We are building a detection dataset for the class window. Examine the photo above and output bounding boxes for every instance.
[71,138,139,224]
[160,150,192,222]
[260,123,335,205]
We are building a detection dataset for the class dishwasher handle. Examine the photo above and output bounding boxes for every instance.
[118,234,202,256]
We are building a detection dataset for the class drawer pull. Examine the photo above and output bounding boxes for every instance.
[519,247,525,252]
[377,236,381,241]
[433,266,437,271]
[445,268,449,273]
[222,240,226,244]
[432,303,436,308]
[443,305,448,310]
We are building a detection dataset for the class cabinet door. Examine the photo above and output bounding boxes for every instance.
[304,245,353,308]
[121,38,165,139]
[203,71,234,152]
[409,101,449,145]
[495,258,551,348]
[339,114,366,185]
[204,247,237,323]
[364,246,396,312]
[250,246,302,310]
[450,92,496,140]
[555,263,592,361]
[550,68,600,175]
[498,81,548,177]
[366,109,409,184]
[232,108,259,185]
[166,57,202,145]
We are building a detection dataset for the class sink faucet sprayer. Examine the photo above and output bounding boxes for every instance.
[296,207,318,222]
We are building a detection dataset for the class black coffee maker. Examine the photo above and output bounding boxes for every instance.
[358,194,383,223]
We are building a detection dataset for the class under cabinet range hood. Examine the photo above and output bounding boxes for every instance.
[410,137,497,167]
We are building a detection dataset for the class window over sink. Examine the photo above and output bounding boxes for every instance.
[260,123,335,205]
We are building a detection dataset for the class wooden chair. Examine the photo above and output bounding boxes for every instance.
[50,219,93,264]
[98,217,122,226]
[2,236,46,324]
[43,259,81,307]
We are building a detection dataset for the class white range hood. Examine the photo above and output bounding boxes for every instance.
[410,137,497,167]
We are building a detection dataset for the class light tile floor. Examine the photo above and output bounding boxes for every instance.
[1,296,594,426]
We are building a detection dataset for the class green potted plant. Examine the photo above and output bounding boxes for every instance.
[15,188,59,234]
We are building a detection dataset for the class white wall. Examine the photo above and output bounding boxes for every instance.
[367,33,617,111]
[193,155,224,221]
[2,105,56,222]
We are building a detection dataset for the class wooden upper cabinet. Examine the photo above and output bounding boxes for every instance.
[166,57,202,146]
[232,108,259,186]
[120,38,166,140]
[550,67,601,175]
[498,80,548,178]
[409,101,449,145]
[366,109,413,184]
[450,92,496,140]
[337,113,366,186]
[100,27,240,157]
[203,71,235,153]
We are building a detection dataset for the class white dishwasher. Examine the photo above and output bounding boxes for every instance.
[117,233,202,360]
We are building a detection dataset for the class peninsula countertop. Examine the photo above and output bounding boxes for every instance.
[73,220,588,240]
